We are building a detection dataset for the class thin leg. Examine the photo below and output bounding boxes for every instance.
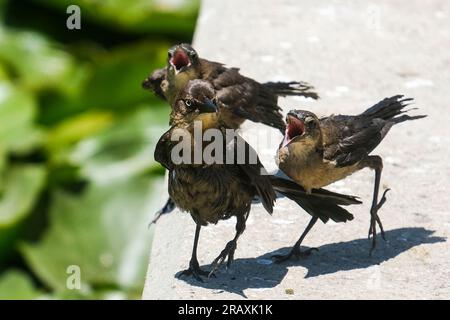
[178,224,211,282]
[272,216,319,263]
[209,212,248,277]
[149,197,176,226]
[364,156,390,255]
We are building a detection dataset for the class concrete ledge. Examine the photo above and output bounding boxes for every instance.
[143,0,450,299]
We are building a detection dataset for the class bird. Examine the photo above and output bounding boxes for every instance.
[145,43,320,223]
[143,43,319,132]
[276,95,426,256]
[154,80,361,280]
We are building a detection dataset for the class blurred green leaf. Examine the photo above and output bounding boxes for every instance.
[0,165,46,263]
[37,0,199,37]
[0,82,43,153]
[0,30,88,94]
[79,42,168,112]
[0,0,198,300]
[38,41,168,125]
[21,175,164,298]
[68,106,168,183]
[0,270,43,300]
[45,111,115,156]
[0,165,46,227]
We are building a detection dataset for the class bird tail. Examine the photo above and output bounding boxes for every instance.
[269,176,361,223]
[263,81,319,100]
[361,95,426,123]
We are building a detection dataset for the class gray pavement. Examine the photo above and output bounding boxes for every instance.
[143,0,450,299]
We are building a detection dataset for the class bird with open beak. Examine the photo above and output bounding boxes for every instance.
[144,43,320,223]
[276,95,426,257]
[143,43,319,131]
[154,80,361,280]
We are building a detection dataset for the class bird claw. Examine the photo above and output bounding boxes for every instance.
[272,247,318,264]
[178,260,211,282]
[208,240,237,278]
[367,189,390,254]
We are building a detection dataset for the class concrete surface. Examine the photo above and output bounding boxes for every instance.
[143,0,450,299]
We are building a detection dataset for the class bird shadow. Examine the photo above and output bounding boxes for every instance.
[175,227,445,297]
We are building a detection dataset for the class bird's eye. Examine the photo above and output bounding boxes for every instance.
[184,99,192,107]
[305,117,315,124]
[189,51,197,58]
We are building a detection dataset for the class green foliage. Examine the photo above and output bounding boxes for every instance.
[38,0,199,37]
[0,165,46,262]
[21,176,164,299]
[0,0,198,299]
[0,270,43,299]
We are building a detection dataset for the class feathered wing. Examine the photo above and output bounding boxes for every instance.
[322,95,423,167]
[228,134,276,214]
[323,119,391,167]
[211,67,286,131]
[154,130,172,170]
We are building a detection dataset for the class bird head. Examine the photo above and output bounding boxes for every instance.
[280,110,321,148]
[167,43,200,75]
[171,80,218,126]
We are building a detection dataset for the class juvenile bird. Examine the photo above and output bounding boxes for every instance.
[276,95,425,256]
[145,43,320,223]
[154,80,360,280]
[143,43,319,131]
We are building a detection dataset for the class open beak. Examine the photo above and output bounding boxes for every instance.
[169,49,191,74]
[198,98,218,114]
[281,114,306,147]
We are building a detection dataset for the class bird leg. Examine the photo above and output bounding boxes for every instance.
[149,197,176,226]
[272,216,319,263]
[178,224,211,282]
[363,155,390,255]
[209,213,248,277]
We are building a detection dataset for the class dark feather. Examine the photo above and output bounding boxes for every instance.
[322,95,424,167]
[263,81,319,100]
[270,176,359,223]
[142,67,167,100]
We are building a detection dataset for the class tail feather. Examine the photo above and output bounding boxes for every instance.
[392,114,427,124]
[270,176,361,223]
[361,95,414,119]
[263,81,319,100]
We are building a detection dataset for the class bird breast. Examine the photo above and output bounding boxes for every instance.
[168,166,253,225]
[277,143,359,192]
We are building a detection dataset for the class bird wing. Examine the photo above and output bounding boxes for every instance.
[142,67,167,100]
[226,133,276,214]
[154,129,172,170]
[322,116,391,167]
[203,63,286,131]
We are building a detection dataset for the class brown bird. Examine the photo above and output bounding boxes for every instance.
[145,43,320,224]
[143,43,319,131]
[154,80,361,280]
[276,95,425,256]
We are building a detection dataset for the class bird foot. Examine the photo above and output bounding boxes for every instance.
[368,189,390,255]
[208,240,237,278]
[272,247,319,264]
[178,259,213,282]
